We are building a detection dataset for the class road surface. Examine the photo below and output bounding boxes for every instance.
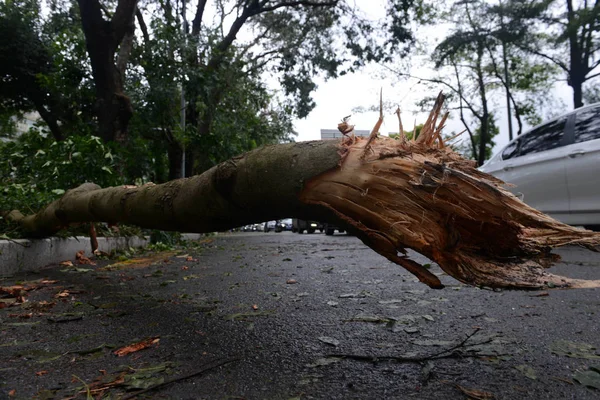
[1,232,599,399]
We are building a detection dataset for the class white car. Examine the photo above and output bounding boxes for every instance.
[480,103,600,229]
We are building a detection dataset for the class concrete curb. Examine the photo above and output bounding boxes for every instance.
[0,234,204,277]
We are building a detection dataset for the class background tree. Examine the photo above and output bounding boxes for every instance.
[382,0,556,165]
[77,0,138,142]
[511,0,600,109]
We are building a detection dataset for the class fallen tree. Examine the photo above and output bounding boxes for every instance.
[6,94,600,290]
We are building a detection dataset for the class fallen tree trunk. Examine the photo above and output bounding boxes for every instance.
[7,95,600,290]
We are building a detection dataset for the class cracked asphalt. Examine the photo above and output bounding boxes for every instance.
[1,231,599,399]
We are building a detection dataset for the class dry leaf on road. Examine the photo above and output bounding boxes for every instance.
[76,250,96,265]
[113,337,160,357]
[456,384,494,399]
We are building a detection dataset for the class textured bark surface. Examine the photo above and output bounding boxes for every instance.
[7,97,600,290]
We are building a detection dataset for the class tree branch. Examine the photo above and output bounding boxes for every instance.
[258,0,338,13]
[191,0,208,36]
[111,0,138,46]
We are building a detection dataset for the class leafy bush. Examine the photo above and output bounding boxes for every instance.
[0,129,124,214]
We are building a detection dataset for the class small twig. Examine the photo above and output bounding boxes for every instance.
[72,374,93,400]
[121,357,240,399]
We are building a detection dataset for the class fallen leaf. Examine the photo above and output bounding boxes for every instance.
[8,389,16,397]
[60,261,74,267]
[456,384,494,399]
[326,301,339,307]
[550,340,600,359]
[8,313,32,319]
[35,370,48,376]
[345,314,392,323]
[100,252,176,271]
[515,364,537,380]
[286,279,297,284]
[186,256,197,262]
[318,337,340,347]
[40,280,58,285]
[378,299,403,305]
[181,266,189,271]
[113,337,160,357]
[55,290,71,298]
[573,366,600,389]
[76,250,96,265]
[252,304,259,310]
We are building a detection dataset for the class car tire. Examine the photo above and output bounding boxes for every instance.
[325,227,334,235]
[307,228,315,234]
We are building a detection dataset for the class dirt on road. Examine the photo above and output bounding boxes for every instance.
[1,232,599,399]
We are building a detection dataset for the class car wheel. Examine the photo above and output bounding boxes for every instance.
[307,228,315,234]
[325,227,334,235]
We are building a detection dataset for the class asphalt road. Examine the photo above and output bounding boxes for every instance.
[1,231,599,399]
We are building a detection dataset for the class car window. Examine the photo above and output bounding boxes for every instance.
[518,117,567,157]
[574,105,600,143]
[501,139,520,160]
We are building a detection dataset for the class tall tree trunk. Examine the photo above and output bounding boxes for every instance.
[570,75,585,108]
[77,0,137,142]
[566,0,585,108]
[475,42,489,166]
[7,97,600,290]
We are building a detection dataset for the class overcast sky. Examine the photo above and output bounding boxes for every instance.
[286,2,576,158]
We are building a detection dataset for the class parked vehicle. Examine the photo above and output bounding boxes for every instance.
[275,218,292,232]
[324,223,345,235]
[292,219,323,234]
[264,221,277,232]
[480,102,600,229]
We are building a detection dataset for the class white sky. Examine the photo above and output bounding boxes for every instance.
[292,68,575,156]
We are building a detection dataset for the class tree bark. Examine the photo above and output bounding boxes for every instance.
[7,95,600,291]
[77,0,137,142]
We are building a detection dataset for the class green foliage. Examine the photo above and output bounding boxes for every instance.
[0,0,94,140]
[389,124,423,141]
[0,130,123,213]
[472,114,499,161]
[149,230,182,246]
